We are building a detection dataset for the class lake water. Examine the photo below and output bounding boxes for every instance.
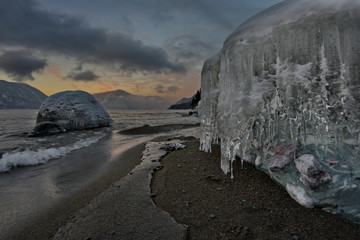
[0,109,199,171]
[0,109,199,238]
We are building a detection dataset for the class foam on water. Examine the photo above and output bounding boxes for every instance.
[0,133,106,172]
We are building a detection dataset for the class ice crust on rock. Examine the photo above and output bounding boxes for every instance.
[30,121,65,136]
[269,142,300,171]
[160,143,185,151]
[295,154,332,190]
[199,0,360,223]
[225,0,360,43]
[286,183,314,208]
[33,90,112,135]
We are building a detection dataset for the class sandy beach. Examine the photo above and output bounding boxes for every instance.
[151,138,360,240]
[7,125,360,239]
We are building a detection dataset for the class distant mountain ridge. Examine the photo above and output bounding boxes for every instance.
[0,80,47,109]
[169,90,201,109]
[168,97,192,109]
[93,89,175,110]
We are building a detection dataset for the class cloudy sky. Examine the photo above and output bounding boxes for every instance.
[0,0,282,99]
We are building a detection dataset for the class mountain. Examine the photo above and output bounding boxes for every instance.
[169,90,201,109]
[0,80,47,109]
[93,90,175,110]
[168,97,192,109]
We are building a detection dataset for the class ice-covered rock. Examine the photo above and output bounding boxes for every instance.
[269,142,300,171]
[295,154,332,191]
[199,0,360,223]
[30,121,65,137]
[286,184,314,208]
[160,143,185,151]
[33,90,112,135]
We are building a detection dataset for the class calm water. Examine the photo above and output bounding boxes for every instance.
[0,109,199,238]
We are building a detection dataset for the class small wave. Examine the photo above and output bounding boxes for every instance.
[0,134,106,172]
[4,132,30,138]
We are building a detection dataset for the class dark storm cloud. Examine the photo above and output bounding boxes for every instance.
[94,35,185,73]
[146,0,235,30]
[0,0,185,74]
[144,0,284,64]
[73,64,83,71]
[167,86,179,93]
[180,0,235,30]
[155,84,179,94]
[0,50,47,81]
[155,84,165,94]
[67,70,99,82]
[165,35,216,63]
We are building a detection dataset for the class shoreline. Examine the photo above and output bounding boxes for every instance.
[151,139,360,239]
[53,138,188,240]
[7,124,196,239]
[118,123,200,135]
[9,142,146,240]
[8,123,360,239]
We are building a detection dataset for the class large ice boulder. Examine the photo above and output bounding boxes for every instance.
[199,0,360,223]
[32,90,112,135]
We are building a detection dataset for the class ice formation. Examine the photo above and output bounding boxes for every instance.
[33,90,113,135]
[199,0,360,223]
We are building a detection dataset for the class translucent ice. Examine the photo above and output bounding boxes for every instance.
[199,0,360,223]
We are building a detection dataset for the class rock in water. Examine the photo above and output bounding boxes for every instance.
[199,0,360,223]
[30,121,65,137]
[32,90,112,135]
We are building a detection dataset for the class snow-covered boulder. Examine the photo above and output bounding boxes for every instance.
[32,91,112,135]
[199,0,360,223]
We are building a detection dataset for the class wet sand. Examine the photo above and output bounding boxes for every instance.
[53,140,187,240]
[119,123,199,135]
[7,124,194,240]
[8,142,145,240]
[151,138,360,240]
